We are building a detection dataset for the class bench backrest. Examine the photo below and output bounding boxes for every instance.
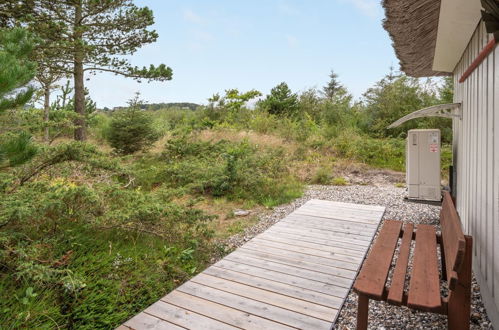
[440,191,466,284]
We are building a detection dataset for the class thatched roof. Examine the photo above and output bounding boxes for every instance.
[382,0,451,77]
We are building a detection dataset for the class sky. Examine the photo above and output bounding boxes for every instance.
[85,0,399,108]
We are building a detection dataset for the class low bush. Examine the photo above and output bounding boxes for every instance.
[0,142,216,328]
[107,108,159,155]
[160,135,303,205]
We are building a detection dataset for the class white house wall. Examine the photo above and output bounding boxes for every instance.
[453,21,499,326]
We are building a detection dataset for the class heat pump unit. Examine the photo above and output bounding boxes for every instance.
[406,129,441,201]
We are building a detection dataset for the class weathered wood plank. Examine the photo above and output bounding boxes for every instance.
[190,273,337,321]
[259,229,367,251]
[124,312,186,330]
[162,291,293,330]
[250,236,364,263]
[226,251,358,287]
[407,225,441,312]
[258,230,370,252]
[272,222,373,243]
[354,220,402,299]
[237,245,357,279]
[265,225,370,247]
[305,199,385,212]
[284,213,378,231]
[298,204,385,219]
[214,260,350,298]
[204,266,343,308]
[177,281,333,330]
[281,217,376,237]
[387,223,414,305]
[145,301,237,330]
[293,209,381,225]
[225,252,357,284]
[240,241,358,276]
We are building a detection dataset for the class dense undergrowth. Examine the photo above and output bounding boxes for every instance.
[0,74,453,328]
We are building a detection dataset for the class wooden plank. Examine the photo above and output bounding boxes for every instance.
[281,217,376,237]
[225,252,356,285]
[250,233,363,259]
[250,236,364,264]
[284,213,378,230]
[190,273,337,321]
[237,245,356,279]
[124,312,186,330]
[214,259,350,298]
[407,225,441,312]
[260,228,366,251]
[354,220,402,299]
[305,199,385,212]
[298,204,385,219]
[177,281,333,330]
[298,201,384,215]
[162,290,293,330]
[145,301,237,330]
[265,225,370,248]
[272,222,373,243]
[240,241,358,277]
[255,232,366,256]
[293,209,381,225]
[116,326,132,330]
[204,266,343,308]
[387,223,414,305]
[440,192,466,277]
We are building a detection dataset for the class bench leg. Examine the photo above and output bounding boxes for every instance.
[357,294,369,330]
[447,235,472,330]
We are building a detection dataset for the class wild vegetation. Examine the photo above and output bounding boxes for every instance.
[0,1,454,328]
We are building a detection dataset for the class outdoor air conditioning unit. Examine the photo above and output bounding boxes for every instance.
[406,129,441,201]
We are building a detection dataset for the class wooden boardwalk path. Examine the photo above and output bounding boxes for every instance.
[119,199,385,330]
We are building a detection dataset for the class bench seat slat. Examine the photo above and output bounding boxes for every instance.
[440,192,466,279]
[354,220,402,299]
[387,223,414,305]
[407,224,441,312]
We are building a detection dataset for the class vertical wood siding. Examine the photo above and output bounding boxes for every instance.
[453,21,499,320]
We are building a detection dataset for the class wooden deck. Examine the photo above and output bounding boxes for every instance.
[119,199,385,330]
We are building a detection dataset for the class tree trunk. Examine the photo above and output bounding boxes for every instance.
[73,1,86,141]
[43,86,50,142]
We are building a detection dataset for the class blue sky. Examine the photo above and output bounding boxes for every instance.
[86,0,398,108]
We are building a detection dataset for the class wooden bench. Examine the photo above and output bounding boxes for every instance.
[353,192,472,330]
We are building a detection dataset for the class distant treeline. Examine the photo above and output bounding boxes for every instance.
[104,102,201,112]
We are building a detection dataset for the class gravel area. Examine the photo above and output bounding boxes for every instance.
[222,182,493,329]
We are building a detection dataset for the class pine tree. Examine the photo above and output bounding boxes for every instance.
[323,70,345,100]
[260,82,299,117]
[0,27,36,112]
[19,0,173,141]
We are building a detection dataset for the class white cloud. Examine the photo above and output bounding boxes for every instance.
[183,9,204,24]
[340,0,382,18]
[286,35,299,47]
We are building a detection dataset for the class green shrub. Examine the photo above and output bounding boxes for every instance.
[331,177,348,186]
[312,167,333,184]
[0,141,216,328]
[160,136,303,205]
[0,131,38,166]
[259,82,299,117]
[107,109,159,154]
